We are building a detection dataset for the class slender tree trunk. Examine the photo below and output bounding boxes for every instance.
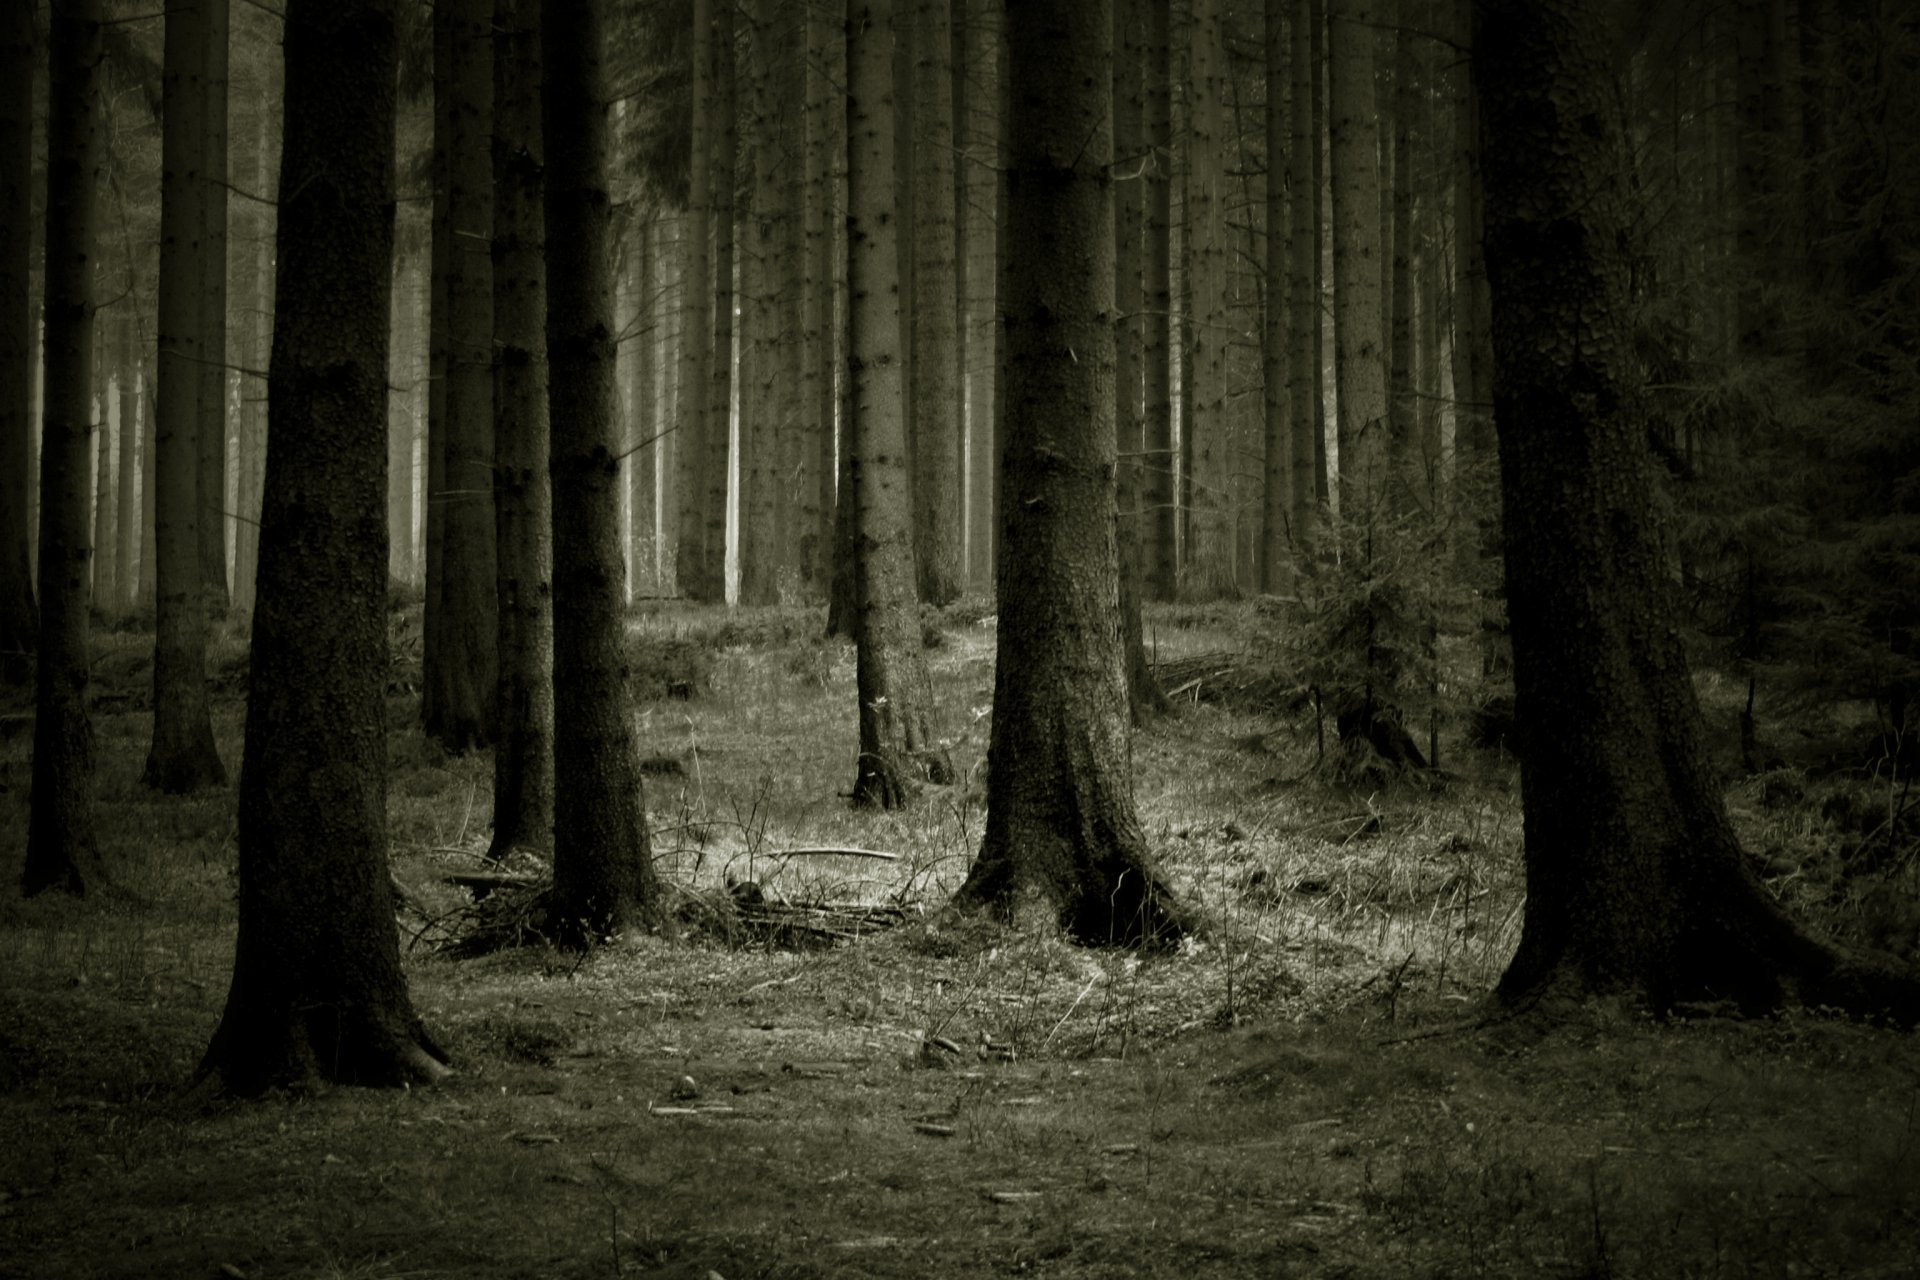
[700,0,737,602]
[139,334,156,608]
[676,0,714,599]
[200,0,451,1092]
[543,0,661,938]
[1329,0,1386,510]
[1260,0,1291,592]
[424,0,498,748]
[147,0,227,794]
[489,0,555,861]
[737,0,779,606]
[115,310,139,610]
[802,0,835,594]
[24,0,106,898]
[1288,0,1319,556]
[92,354,117,612]
[959,0,997,593]
[423,5,450,699]
[847,0,945,807]
[0,0,33,686]
[1309,0,1329,504]
[631,211,658,597]
[232,93,273,615]
[1478,0,1919,1024]
[1183,0,1233,597]
[1387,0,1415,507]
[908,0,963,606]
[1142,0,1175,600]
[954,0,1189,944]
[197,0,230,612]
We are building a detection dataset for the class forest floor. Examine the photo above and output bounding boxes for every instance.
[1,598,1917,1280]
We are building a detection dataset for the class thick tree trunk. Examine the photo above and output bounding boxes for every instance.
[199,0,449,1094]
[1260,0,1291,592]
[147,0,227,795]
[1141,0,1175,601]
[489,0,555,861]
[544,0,661,938]
[1478,0,1919,1024]
[1182,0,1233,598]
[908,0,963,606]
[196,0,230,612]
[424,0,498,749]
[697,0,737,603]
[802,1,836,595]
[954,0,1189,944]
[0,0,33,686]
[736,0,780,607]
[24,0,105,898]
[847,0,945,808]
[959,0,997,593]
[675,0,714,599]
[1328,0,1386,506]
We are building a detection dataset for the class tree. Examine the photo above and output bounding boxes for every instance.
[908,0,963,606]
[694,0,738,603]
[1141,0,1175,599]
[200,0,450,1093]
[543,0,661,940]
[952,0,1189,944]
[675,0,715,600]
[1183,0,1234,597]
[1288,0,1321,552]
[1478,0,1918,1023]
[1,0,35,688]
[1260,0,1292,591]
[146,0,227,794]
[197,0,229,610]
[846,0,945,808]
[489,0,555,861]
[423,0,498,750]
[24,0,106,899]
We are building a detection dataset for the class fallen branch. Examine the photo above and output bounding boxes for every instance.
[771,846,903,862]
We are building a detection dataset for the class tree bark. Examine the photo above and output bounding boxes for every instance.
[802,0,836,595]
[24,0,106,899]
[196,0,230,612]
[847,0,945,808]
[147,0,227,795]
[1182,0,1233,598]
[908,0,963,606]
[958,0,998,594]
[115,310,140,611]
[1260,0,1292,592]
[737,0,780,607]
[675,0,714,599]
[954,0,1189,944]
[0,0,33,686]
[198,0,451,1094]
[1478,0,1920,1024]
[92,349,118,612]
[696,0,737,603]
[423,0,498,749]
[1288,0,1320,554]
[489,0,555,861]
[1328,0,1386,508]
[1141,0,1175,601]
[543,0,662,939]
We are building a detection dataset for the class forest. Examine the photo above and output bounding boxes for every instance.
[2,0,1918,1275]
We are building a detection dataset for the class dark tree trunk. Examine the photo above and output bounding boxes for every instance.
[0,0,35,687]
[147,0,227,794]
[675,0,714,599]
[196,0,230,611]
[489,0,554,860]
[908,0,963,607]
[694,0,737,603]
[847,0,944,807]
[543,0,661,939]
[1141,0,1175,601]
[952,0,1190,945]
[423,0,498,750]
[199,0,451,1092]
[24,0,105,898]
[1478,0,1919,1024]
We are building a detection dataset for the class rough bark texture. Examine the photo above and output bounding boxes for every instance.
[675,0,715,599]
[92,352,118,612]
[199,0,450,1093]
[1478,0,1919,1024]
[802,0,836,595]
[1182,0,1234,597]
[147,0,227,795]
[24,0,105,899]
[489,0,555,861]
[954,0,1189,945]
[1328,0,1386,508]
[847,0,943,809]
[1387,0,1415,508]
[737,0,780,607]
[544,0,661,940]
[697,0,737,603]
[196,0,229,610]
[908,0,963,606]
[0,0,33,686]
[1260,0,1291,591]
[114,313,140,611]
[959,0,997,593]
[1288,0,1320,551]
[1141,0,1176,600]
[423,0,498,750]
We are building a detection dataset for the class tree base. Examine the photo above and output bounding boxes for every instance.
[197,1011,452,1098]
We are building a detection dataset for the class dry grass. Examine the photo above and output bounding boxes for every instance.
[1,600,1916,1279]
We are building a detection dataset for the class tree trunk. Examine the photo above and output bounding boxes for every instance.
[424,0,497,749]
[115,311,140,611]
[199,0,450,1092]
[92,353,117,612]
[422,3,449,699]
[197,0,230,612]
[543,0,662,939]
[147,0,227,795]
[907,0,963,606]
[958,0,997,594]
[1328,0,1386,507]
[675,0,714,599]
[630,210,658,597]
[1387,0,1415,508]
[1182,0,1233,598]
[802,0,836,596]
[698,0,737,603]
[1309,0,1329,506]
[1478,0,1920,1024]
[1288,0,1320,555]
[24,0,105,899]
[847,0,945,808]
[1259,0,1291,592]
[954,0,1189,945]
[489,0,555,861]
[1141,0,1175,600]
[737,0,779,607]
[0,0,33,686]
[232,92,274,615]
